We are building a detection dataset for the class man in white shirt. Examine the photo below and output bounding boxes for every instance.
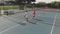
[24,10,28,22]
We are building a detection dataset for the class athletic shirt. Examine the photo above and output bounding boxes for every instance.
[32,11,35,16]
[24,12,28,18]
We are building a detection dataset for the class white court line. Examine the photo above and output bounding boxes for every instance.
[0,24,19,34]
[50,13,57,34]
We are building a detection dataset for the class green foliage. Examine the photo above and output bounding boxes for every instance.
[46,1,60,8]
[35,2,46,7]
[0,6,19,10]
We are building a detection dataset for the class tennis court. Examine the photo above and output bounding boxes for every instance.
[0,10,60,34]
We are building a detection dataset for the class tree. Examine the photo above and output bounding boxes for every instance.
[46,1,60,8]
[15,0,35,5]
[35,2,46,7]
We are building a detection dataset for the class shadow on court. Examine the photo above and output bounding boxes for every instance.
[18,23,27,25]
[30,19,53,25]
[28,21,37,24]
[33,18,43,21]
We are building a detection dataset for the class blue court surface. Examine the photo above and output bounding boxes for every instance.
[0,11,60,34]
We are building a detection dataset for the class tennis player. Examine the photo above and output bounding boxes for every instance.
[24,10,28,22]
[32,11,36,19]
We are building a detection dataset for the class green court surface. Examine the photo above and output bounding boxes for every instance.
[0,11,60,34]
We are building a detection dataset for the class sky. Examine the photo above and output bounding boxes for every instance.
[35,0,60,3]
